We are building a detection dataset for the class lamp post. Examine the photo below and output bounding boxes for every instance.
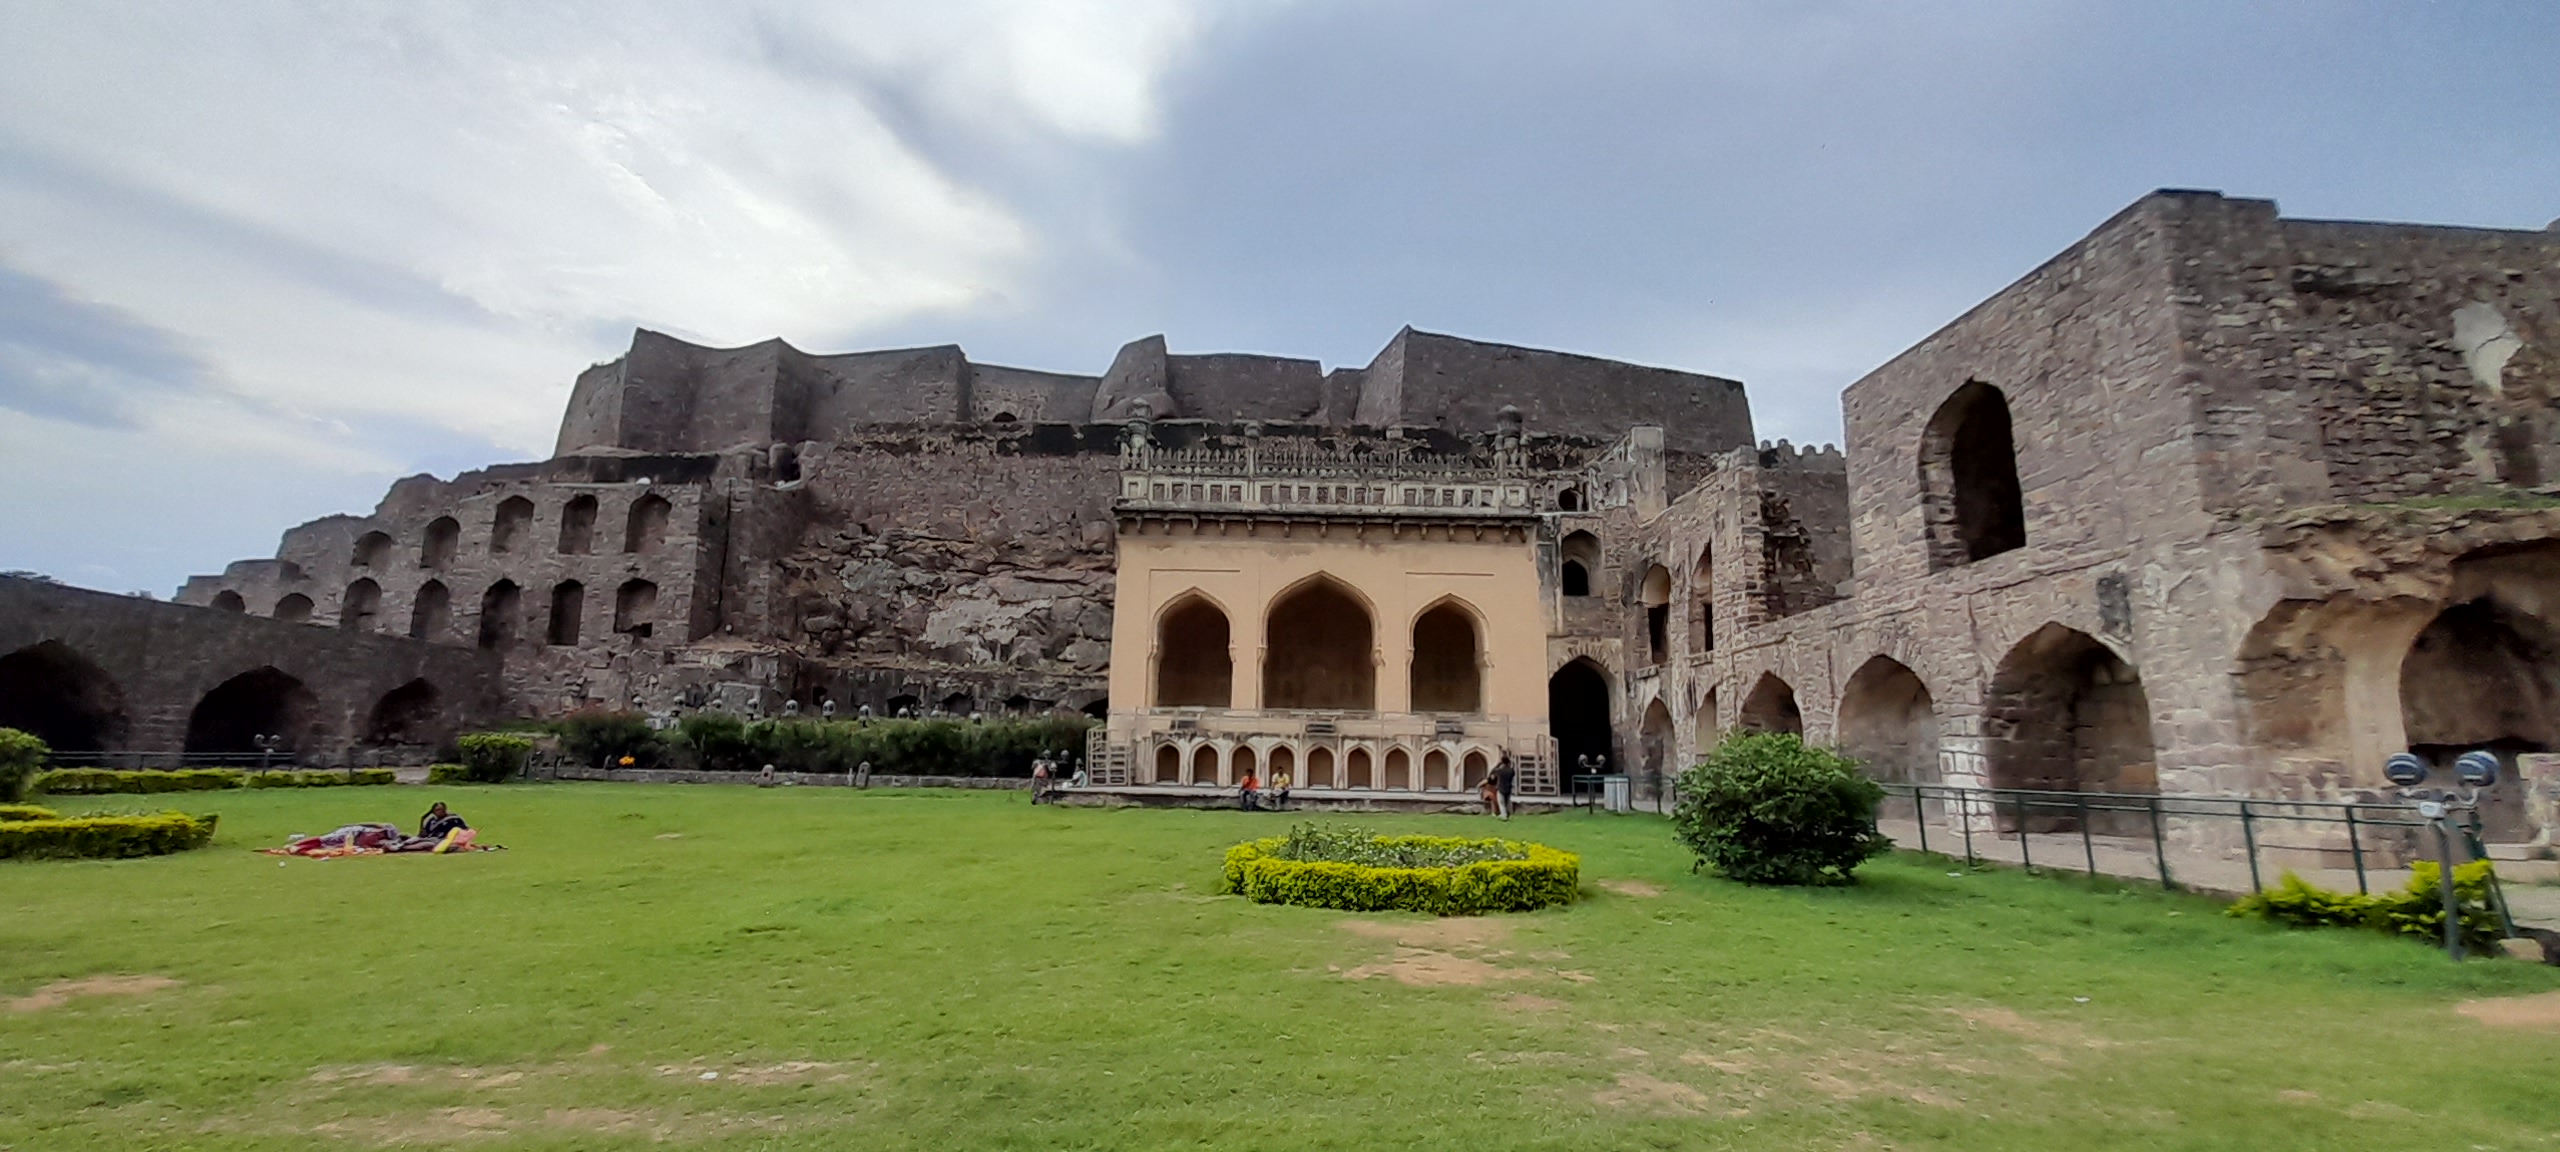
[2384,750,2502,960]
[253,733,282,774]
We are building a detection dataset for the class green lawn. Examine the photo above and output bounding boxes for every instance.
[4,785,2557,1151]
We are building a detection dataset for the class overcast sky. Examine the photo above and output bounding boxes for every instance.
[2,0,2555,596]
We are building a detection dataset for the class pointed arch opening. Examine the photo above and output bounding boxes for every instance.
[2400,597,2557,841]
[490,496,534,556]
[274,593,314,623]
[1409,599,1482,713]
[477,580,522,649]
[548,580,585,646]
[1190,743,1221,787]
[410,580,451,641]
[1639,698,1675,797]
[1153,744,1181,785]
[364,679,440,746]
[1738,673,1803,736]
[185,666,317,756]
[1691,546,1715,652]
[1383,747,1412,790]
[1345,746,1373,789]
[615,579,659,639]
[0,641,128,752]
[211,590,245,612]
[420,517,460,568]
[558,494,598,554]
[1920,381,2026,569]
[1560,531,1599,598]
[625,492,672,553]
[1640,563,1672,663]
[1838,656,1939,787]
[1422,748,1451,791]
[1462,749,1490,789]
[1693,688,1719,754]
[1155,594,1232,708]
[340,579,381,632]
[1307,746,1336,789]
[1985,624,2155,802]
[1548,658,1615,774]
[1262,576,1374,711]
[350,531,393,569]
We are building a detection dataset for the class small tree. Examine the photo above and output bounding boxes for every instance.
[1673,731,1889,885]
[454,733,534,783]
[0,727,46,803]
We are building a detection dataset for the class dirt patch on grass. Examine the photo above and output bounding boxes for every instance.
[1339,917,1549,987]
[1598,879,1664,898]
[654,1060,855,1086]
[311,1106,512,1143]
[1947,1005,2109,1050]
[5,974,180,1013]
[2457,990,2560,1031]
[305,1105,790,1144]
[1338,918,1511,948]
[1592,1071,1722,1116]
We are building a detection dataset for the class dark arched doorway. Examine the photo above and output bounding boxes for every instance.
[1263,577,1374,710]
[1738,672,1803,736]
[364,679,440,746]
[1985,624,2155,830]
[1409,600,1482,713]
[1920,381,2026,569]
[0,641,129,753]
[184,667,318,757]
[1548,658,1614,775]
[2400,598,2557,841]
[1638,697,1674,801]
[1155,595,1232,707]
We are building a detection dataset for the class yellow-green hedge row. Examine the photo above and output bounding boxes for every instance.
[245,769,398,789]
[1221,834,1580,915]
[0,804,59,823]
[0,811,220,860]
[33,767,397,795]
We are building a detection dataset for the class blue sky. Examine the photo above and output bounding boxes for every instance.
[2,0,2555,595]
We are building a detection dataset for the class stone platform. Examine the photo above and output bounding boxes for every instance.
[1052,784,1574,816]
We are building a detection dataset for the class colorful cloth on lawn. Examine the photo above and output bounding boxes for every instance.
[259,823,496,857]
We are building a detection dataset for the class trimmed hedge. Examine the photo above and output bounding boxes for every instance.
[426,763,472,784]
[0,811,220,860]
[1222,831,1580,916]
[246,769,398,788]
[554,712,1096,777]
[33,768,247,795]
[0,804,60,822]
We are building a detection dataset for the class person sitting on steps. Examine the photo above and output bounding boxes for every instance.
[1237,769,1260,811]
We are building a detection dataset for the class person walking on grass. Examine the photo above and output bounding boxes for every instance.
[1238,769,1260,811]
[1489,755,1517,820]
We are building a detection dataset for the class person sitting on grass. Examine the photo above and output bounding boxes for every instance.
[1237,769,1260,811]
[418,802,469,840]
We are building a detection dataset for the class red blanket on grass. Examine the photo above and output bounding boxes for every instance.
[258,824,497,857]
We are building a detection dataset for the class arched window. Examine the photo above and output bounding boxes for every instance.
[420,517,460,569]
[1155,596,1233,707]
[274,593,314,623]
[615,579,659,639]
[1560,531,1599,598]
[1640,564,1671,663]
[625,493,672,553]
[1557,488,1583,512]
[490,497,534,556]
[548,581,585,646]
[340,579,381,632]
[1262,576,1375,711]
[558,494,598,554]
[410,580,451,641]
[210,590,245,612]
[1920,381,2026,569]
[350,531,393,569]
[1691,547,1714,652]
[1738,672,1803,736]
[1409,600,1482,713]
[477,581,521,649]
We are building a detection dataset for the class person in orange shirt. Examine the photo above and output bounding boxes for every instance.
[1237,769,1260,811]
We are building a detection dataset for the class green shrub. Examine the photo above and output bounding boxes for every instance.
[246,768,399,788]
[425,763,472,784]
[1672,732,1890,886]
[2228,860,2504,953]
[32,768,246,795]
[676,713,755,770]
[456,733,535,783]
[0,804,60,822]
[0,811,220,860]
[0,727,44,803]
[1221,826,1579,915]
[638,714,1097,777]
[557,711,657,770]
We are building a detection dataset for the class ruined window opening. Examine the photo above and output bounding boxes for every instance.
[1984,624,2156,830]
[548,580,584,646]
[184,666,315,757]
[625,493,672,554]
[1837,656,1940,791]
[350,531,393,569]
[1639,698,1674,791]
[340,579,381,633]
[1919,381,2026,569]
[211,590,245,612]
[1548,659,1614,773]
[0,640,128,752]
[990,411,1018,424]
[410,580,450,641]
[614,579,659,639]
[1262,576,1375,711]
[477,580,521,649]
[1155,597,1233,708]
[940,692,975,716]
[1691,547,1715,652]
[490,497,534,556]
[1640,564,1672,663]
[273,594,314,624]
[886,694,921,718]
[1737,672,1803,736]
[1560,530,1600,598]
[420,517,460,569]
[2400,597,2558,841]
[1409,601,1483,714]
[1558,488,1583,512]
[558,495,598,554]
[364,679,439,746]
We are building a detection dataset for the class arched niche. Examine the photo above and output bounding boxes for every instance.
[1919,381,2026,569]
[1691,546,1715,653]
[477,580,522,649]
[1737,672,1803,736]
[1548,658,1614,773]
[559,494,598,554]
[490,497,535,556]
[625,493,672,553]
[1409,599,1483,714]
[184,666,317,756]
[350,531,393,569]
[1262,576,1375,711]
[2400,597,2557,841]
[364,678,440,745]
[1639,697,1675,786]
[1559,531,1599,598]
[615,579,659,639]
[1640,564,1672,663]
[1155,595,1233,708]
[211,590,245,612]
[548,581,585,646]
[274,593,314,624]
[340,579,381,633]
[1837,655,1939,787]
[1984,624,2156,798]
[420,517,460,569]
[410,580,451,641]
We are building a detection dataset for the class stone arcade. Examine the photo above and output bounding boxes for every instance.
[4,190,2552,850]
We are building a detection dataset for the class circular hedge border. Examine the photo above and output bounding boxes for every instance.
[1221,833,1580,915]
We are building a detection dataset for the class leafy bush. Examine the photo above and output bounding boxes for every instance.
[557,710,657,770]
[632,714,1096,777]
[0,727,44,803]
[1222,827,1579,915]
[676,712,755,770]
[425,763,472,784]
[456,733,535,783]
[245,768,398,788]
[33,768,246,795]
[0,811,220,860]
[2228,861,2504,953]
[1672,732,1890,886]
[1269,822,1530,868]
[0,804,60,822]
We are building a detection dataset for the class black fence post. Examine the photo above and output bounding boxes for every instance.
[1961,790,1976,866]
[2013,793,2034,872]
[2149,796,2172,889]
[1914,786,1931,856]
[2240,800,2262,894]
[2345,806,2368,895]
[2079,795,2097,877]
